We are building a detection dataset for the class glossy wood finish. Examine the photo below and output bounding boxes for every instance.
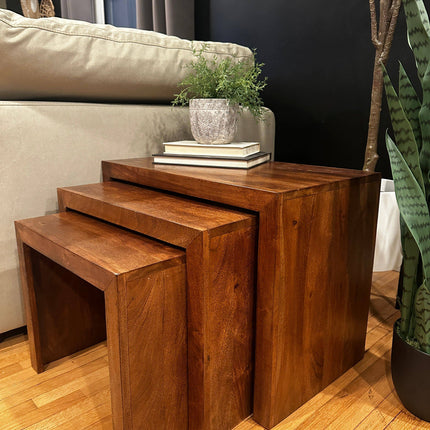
[15,212,187,430]
[102,158,378,206]
[57,182,254,248]
[102,158,381,428]
[57,181,257,430]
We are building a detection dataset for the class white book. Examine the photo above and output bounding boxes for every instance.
[163,141,260,157]
[153,152,271,169]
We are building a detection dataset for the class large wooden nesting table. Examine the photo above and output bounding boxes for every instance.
[102,158,380,429]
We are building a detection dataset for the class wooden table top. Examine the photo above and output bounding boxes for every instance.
[103,158,380,196]
[16,212,184,277]
[59,181,252,233]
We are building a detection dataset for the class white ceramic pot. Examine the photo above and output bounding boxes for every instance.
[373,179,402,272]
[189,98,239,144]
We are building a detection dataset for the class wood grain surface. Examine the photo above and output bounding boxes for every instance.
[15,212,188,429]
[102,158,381,428]
[26,249,106,366]
[102,159,377,208]
[58,182,253,248]
[15,212,184,291]
[255,180,380,424]
[58,181,257,430]
[125,266,187,429]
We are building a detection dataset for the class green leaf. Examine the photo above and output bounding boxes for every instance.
[414,283,430,352]
[172,46,267,120]
[399,222,421,336]
[403,0,430,83]
[419,61,430,202]
[386,134,430,280]
[383,66,425,190]
[399,63,422,151]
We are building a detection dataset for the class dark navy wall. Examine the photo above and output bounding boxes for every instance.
[196,0,419,177]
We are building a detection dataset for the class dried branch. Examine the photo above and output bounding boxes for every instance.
[381,0,401,64]
[369,0,381,47]
[379,0,391,47]
[363,0,401,172]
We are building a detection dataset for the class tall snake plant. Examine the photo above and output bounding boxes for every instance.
[384,0,430,354]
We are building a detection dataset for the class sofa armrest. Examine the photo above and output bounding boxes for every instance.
[0,101,275,333]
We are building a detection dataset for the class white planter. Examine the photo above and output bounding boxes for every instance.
[373,179,403,272]
[189,98,239,144]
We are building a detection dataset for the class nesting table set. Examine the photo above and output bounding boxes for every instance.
[15,158,380,429]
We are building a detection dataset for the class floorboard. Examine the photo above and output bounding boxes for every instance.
[0,271,428,429]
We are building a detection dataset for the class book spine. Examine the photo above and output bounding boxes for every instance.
[165,149,242,157]
[244,147,258,156]
[153,158,249,169]
[164,146,259,157]
[153,153,270,169]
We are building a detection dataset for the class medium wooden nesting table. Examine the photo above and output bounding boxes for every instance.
[16,182,257,430]
[102,158,380,429]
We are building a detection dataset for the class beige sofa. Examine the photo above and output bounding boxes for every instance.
[0,10,275,334]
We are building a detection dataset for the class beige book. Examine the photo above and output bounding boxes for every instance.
[163,141,260,157]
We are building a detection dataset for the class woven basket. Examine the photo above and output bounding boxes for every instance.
[20,0,55,18]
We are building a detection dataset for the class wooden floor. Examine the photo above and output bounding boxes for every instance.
[0,271,429,429]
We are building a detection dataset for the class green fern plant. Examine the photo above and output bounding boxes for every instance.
[172,46,267,120]
[384,0,430,353]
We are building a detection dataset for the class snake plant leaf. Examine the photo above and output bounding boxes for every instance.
[399,63,422,151]
[414,282,430,352]
[399,221,421,336]
[383,66,425,190]
[403,0,430,83]
[419,61,430,202]
[386,134,430,281]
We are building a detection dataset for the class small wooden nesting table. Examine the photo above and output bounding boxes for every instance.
[102,158,381,429]
[15,212,188,429]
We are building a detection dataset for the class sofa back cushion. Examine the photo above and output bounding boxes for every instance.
[0,9,252,102]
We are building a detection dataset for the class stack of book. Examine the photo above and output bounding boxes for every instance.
[153,141,271,169]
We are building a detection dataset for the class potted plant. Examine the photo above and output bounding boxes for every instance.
[172,46,267,144]
[383,0,430,421]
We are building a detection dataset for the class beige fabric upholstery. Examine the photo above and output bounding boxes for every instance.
[0,7,273,336]
[0,101,275,333]
[0,9,252,102]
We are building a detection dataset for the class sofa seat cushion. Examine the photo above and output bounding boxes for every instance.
[0,9,252,102]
